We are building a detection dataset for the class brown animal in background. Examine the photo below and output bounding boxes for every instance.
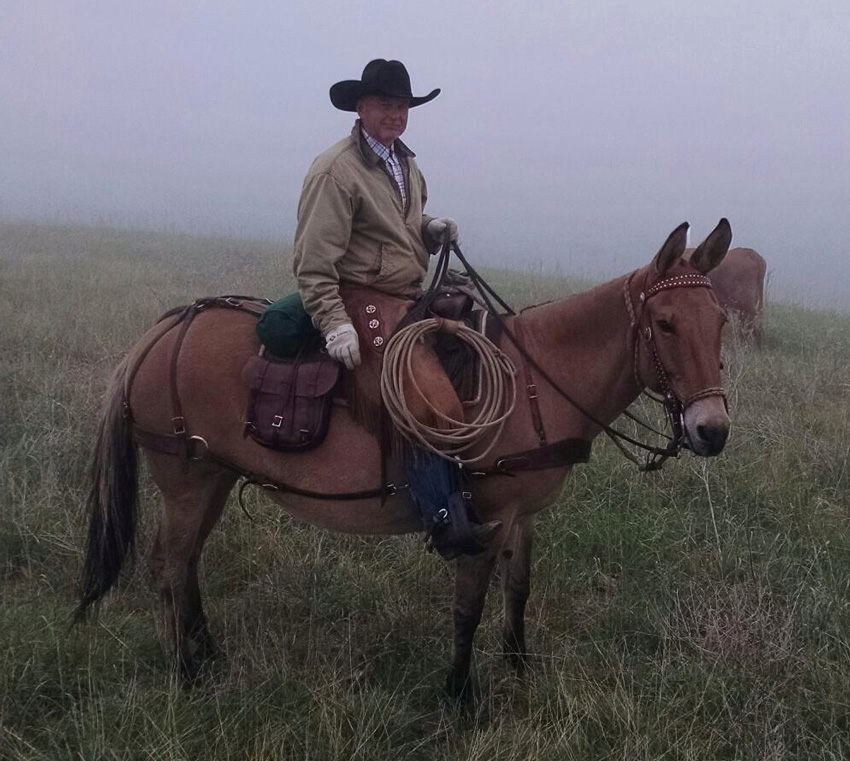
[686,247,767,343]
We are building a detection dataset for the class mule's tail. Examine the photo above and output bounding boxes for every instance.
[75,357,139,621]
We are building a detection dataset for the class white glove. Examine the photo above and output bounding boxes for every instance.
[426,217,459,247]
[324,323,361,369]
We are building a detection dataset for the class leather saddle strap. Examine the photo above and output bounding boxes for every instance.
[122,308,188,414]
[166,297,271,451]
[243,354,271,439]
[132,423,406,501]
[492,437,592,473]
[279,359,298,444]
[168,305,201,450]
[512,316,548,447]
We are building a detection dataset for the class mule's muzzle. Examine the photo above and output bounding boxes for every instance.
[689,422,729,456]
[683,398,730,457]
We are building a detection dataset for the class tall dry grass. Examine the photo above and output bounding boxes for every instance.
[2,221,850,760]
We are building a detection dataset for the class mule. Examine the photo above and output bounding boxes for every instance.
[77,219,732,704]
[686,246,767,343]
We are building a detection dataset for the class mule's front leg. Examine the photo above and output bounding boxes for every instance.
[446,552,497,706]
[501,517,533,672]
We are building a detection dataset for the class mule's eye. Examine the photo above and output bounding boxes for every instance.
[656,318,675,335]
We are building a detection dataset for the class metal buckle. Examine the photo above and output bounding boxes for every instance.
[666,402,686,449]
[172,416,186,435]
[272,415,283,428]
[186,435,209,461]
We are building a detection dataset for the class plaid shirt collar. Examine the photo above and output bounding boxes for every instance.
[351,120,415,161]
[362,127,407,206]
[362,130,393,161]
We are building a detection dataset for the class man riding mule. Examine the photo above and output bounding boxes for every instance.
[292,58,501,559]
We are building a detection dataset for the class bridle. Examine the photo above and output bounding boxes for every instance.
[445,242,726,471]
[622,268,727,466]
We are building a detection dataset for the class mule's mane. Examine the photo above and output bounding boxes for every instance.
[517,269,633,324]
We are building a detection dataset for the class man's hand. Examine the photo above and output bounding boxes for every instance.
[324,323,361,369]
[426,217,459,246]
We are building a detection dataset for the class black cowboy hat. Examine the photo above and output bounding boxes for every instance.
[329,59,440,112]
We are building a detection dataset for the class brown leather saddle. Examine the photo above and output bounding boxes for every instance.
[245,281,496,453]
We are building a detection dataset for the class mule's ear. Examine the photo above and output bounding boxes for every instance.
[652,221,690,276]
[690,218,732,274]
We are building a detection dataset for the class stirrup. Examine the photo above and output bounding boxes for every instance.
[424,492,501,560]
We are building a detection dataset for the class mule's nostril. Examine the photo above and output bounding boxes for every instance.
[697,424,729,452]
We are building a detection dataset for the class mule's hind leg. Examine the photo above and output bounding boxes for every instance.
[145,452,237,682]
[501,517,533,672]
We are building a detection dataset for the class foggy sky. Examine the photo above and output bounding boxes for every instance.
[2,0,849,307]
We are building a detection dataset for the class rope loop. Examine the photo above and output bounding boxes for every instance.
[380,319,518,464]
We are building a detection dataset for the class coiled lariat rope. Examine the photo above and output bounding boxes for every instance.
[380,317,518,464]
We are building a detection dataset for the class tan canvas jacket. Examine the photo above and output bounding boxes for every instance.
[293,123,438,334]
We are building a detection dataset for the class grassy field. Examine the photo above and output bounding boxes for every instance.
[2,221,850,760]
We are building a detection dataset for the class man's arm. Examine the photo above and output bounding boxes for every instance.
[417,172,459,253]
[293,171,355,335]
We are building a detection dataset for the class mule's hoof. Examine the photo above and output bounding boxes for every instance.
[444,670,475,709]
[178,645,218,688]
[503,649,533,675]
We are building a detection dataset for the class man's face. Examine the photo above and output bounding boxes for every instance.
[357,95,410,147]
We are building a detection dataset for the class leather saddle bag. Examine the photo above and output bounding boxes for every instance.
[242,351,340,451]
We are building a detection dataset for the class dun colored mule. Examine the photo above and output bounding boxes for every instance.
[77,219,732,704]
